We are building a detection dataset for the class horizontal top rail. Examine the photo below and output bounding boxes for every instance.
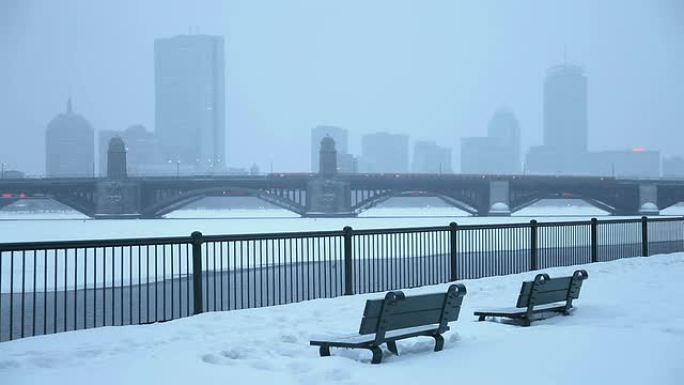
[0,235,193,252]
[535,220,594,227]
[352,226,450,235]
[201,229,345,242]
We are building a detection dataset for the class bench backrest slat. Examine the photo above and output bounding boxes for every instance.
[516,271,586,308]
[363,293,446,318]
[360,309,447,334]
[358,285,466,336]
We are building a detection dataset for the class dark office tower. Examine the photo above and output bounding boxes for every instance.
[45,99,95,177]
[155,34,225,171]
[319,136,338,177]
[543,64,588,173]
[311,125,349,173]
[487,108,521,173]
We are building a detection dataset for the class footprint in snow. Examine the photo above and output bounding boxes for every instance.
[0,360,21,370]
[280,334,298,343]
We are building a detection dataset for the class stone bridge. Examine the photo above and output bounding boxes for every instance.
[1,173,683,218]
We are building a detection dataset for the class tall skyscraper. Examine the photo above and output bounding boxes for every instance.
[412,141,452,174]
[526,64,589,175]
[310,125,349,173]
[544,64,587,153]
[360,132,409,173]
[45,100,95,177]
[155,34,225,171]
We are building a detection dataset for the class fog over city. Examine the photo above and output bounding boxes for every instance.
[1,0,683,175]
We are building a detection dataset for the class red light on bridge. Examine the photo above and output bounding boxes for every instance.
[631,147,646,153]
[1,193,12,198]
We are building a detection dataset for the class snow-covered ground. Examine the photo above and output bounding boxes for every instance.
[1,253,682,385]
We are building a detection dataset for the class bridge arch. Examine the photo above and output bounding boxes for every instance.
[511,192,618,215]
[352,190,479,215]
[141,186,308,218]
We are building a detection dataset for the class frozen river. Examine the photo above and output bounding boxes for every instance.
[0,201,683,243]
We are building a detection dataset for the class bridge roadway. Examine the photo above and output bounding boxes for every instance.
[1,173,683,218]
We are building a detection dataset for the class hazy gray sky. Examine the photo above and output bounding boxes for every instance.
[1,0,682,175]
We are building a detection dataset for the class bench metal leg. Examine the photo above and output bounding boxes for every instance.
[520,318,531,327]
[387,341,399,355]
[319,345,331,357]
[369,346,383,364]
[432,333,445,352]
[478,315,486,321]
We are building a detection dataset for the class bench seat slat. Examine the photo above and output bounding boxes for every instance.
[474,302,568,317]
[311,324,448,348]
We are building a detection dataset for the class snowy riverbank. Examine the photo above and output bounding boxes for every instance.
[1,253,683,385]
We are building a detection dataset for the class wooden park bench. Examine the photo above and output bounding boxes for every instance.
[310,284,467,364]
[474,269,588,326]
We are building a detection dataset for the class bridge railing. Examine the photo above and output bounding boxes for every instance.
[1,216,683,342]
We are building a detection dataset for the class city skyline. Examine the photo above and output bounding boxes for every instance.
[1,1,682,176]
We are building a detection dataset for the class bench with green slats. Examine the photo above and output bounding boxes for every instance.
[310,284,467,364]
[474,269,589,326]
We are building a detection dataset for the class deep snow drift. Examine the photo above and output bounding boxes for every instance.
[1,254,683,385]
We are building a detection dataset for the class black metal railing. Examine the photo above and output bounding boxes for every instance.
[1,216,682,342]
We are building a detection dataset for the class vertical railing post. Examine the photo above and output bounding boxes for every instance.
[449,222,458,281]
[343,226,353,295]
[530,220,538,271]
[191,231,204,315]
[641,216,649,257]
[591,218,598,263]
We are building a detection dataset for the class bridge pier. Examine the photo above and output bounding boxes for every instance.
[304,179,355,217]
[95,181,142,219]
[488,180,511,216]
[638,184,659,215]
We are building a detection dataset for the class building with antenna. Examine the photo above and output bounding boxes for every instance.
[45,99,95,177]
[526,63,588,175]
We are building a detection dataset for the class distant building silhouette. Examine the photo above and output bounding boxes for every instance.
[337,153,358,174]
[461,108,520,174]
[319,136,338,177]
[106,137,127,179]
[155,34,225,172]
[526,64,588,175]
[98,125,164,176]
[360,132,409,173]
[544,64,587,152]
[587,149,660,178]
[310,126,355,173]
[45,99,94,177]
[663,156,684,178]
[412,141,452,173]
